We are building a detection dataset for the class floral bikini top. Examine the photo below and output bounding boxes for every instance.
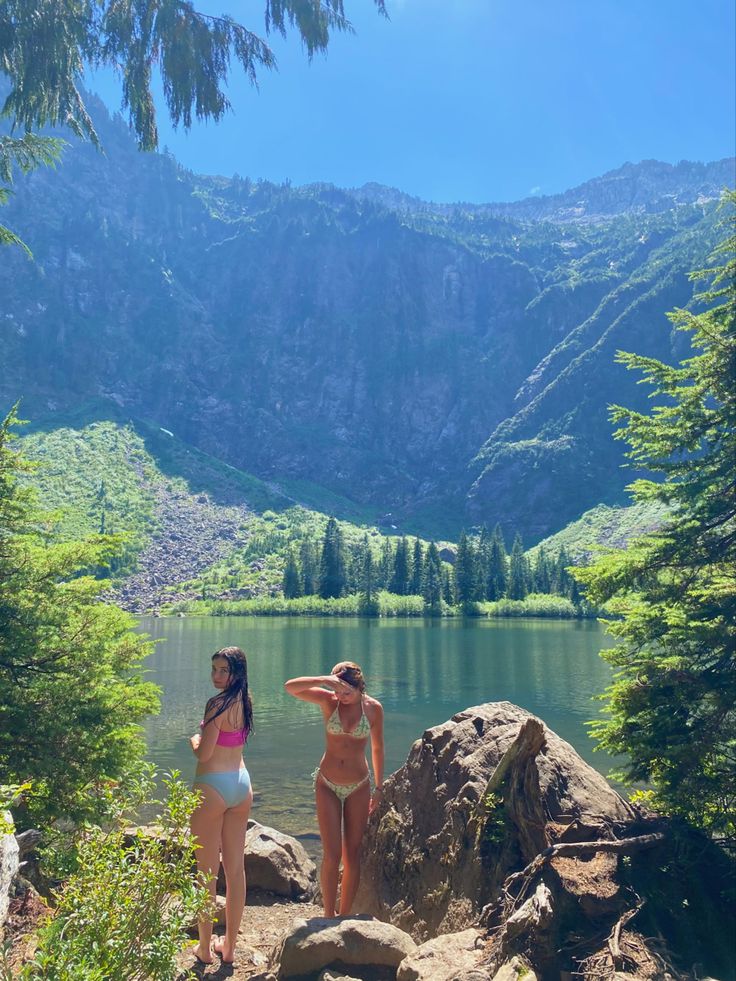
[326,700,371,739]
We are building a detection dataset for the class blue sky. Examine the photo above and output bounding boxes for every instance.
[89,0,736,203]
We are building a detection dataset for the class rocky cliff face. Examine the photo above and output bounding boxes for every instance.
[1,97,731,540]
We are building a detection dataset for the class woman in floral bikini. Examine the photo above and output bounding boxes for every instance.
[285,661,384,917]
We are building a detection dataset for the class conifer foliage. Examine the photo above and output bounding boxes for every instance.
[0,406,159,826]
[0,0,386,152]
[318,515,346,598]
[0,133,64,251]
[575,194,736,841]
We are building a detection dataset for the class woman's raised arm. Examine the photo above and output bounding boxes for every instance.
[284,674,352,703]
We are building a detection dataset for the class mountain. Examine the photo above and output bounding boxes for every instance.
[350,158,734,222]
[1,94,732,542]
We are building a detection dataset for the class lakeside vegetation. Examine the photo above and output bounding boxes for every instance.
[168,508,589,618]
[18,421,594,619]
[168,590,581,619]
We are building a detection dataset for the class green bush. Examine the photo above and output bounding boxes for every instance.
[21,771,209,981]
[477,593,581,618]
[170,590,426,618]
[0,408,159,828]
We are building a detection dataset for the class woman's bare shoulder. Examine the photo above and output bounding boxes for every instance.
[364,695,384,719]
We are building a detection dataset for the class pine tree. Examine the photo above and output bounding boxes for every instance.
[575,197,736,839]
[0,2,386,152]
[1,134,65,252]
[299,538,318,595]
[421,542,443,616]
[0,406,159,826]
[282,546,302,599]
[442,565,455,606]
[507,533,528,600]
[390,536,410,595]
[454,530,478,612]
[477,525,491,598]
[532,546,551,594]
[0,5,385,252]
[487,524,508,600]
[553,546,574,597]
[357,534,379,616]
[319,517,346,599]
[409,538,424,595]
[378,537,394,590]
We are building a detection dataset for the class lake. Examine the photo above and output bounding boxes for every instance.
[139,615,616,841]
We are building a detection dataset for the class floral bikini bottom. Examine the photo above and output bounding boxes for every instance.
[312,767,370,803]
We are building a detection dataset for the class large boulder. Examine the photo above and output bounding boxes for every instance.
[355,702,635,940]
[244,821,316,899]
[396,927,486,981]
[270,915,417,979]
[214,820,316,898]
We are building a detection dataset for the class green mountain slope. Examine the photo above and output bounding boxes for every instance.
[18,412,402,611]
[2,92,732,542]
[18,412,674,614]
[527,501,670,564]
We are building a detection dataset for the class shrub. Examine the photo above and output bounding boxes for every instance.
[21,770,209,981]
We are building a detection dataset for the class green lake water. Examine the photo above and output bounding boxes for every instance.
[139,615,616,843]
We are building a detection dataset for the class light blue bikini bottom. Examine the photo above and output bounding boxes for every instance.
[194,767,252,808]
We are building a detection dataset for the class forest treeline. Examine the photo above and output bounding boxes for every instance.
[278,518,582,616]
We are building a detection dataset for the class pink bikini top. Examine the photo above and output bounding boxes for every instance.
[200,720,248,747]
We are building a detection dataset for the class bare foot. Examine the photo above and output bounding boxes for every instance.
[213,936,235,963]
[192,942,213,964]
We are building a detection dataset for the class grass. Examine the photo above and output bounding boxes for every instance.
[527,501,670,563]
[476,594,589,618]
[20,421,159,551]
[168,591,426,618]
[166,592,590,619]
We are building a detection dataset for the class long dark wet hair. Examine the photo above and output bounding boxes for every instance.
[205,646,254,736]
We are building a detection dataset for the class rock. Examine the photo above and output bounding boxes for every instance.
[396,927,484,980]
[490,957,536,981]
[504,883,554,940]
[318,971,364,981]
[1,816,19,930]
[270,915,417,978]
[356,702,635,940]
[244,821,316,899]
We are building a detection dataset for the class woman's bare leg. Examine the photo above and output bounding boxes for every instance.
[339,782,370,916]
[190,784,226,962]
[315,777,343,917]
[214,790,253,962]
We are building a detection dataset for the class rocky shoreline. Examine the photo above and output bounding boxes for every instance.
[4,704,734,980]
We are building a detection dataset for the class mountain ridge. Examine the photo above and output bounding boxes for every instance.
[1,93,732,542]
[347,157,734,222]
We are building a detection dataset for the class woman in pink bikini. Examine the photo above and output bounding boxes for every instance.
[285,661,384,917]
[190,646,254,964]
